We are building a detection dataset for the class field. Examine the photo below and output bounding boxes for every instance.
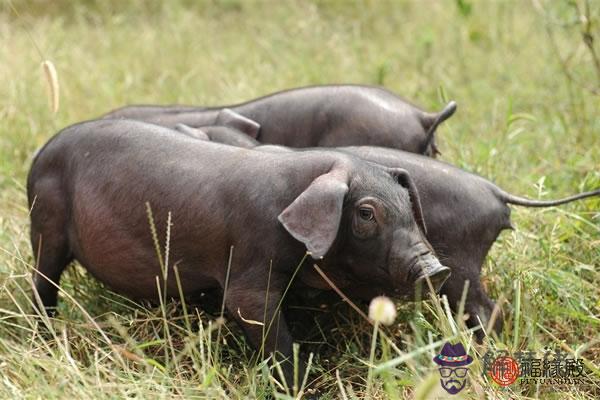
[0,0,599,398]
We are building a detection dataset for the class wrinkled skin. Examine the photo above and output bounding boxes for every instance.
[27,120,450,385]
[101,85,457,156]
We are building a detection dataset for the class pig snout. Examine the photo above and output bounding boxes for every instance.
[394,241,451,295]
[411,254,451,294]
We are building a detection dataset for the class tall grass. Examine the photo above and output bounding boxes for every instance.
[0,0,599,398]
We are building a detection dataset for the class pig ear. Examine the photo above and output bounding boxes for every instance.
[174,124,210,141]
[278,168,349,259]
[215,108,261,139]
[389,168,427,235]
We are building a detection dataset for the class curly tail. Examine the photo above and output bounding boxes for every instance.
[498,188,600,207]
[420,101,457,154]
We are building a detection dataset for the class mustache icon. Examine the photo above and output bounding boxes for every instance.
[441,378,467,395]
[443,379,462,387]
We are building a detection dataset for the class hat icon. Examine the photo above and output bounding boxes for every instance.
[433,342,473,367]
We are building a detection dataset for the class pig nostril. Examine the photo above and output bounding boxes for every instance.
[415,266,451,293]
[429,267,451,292]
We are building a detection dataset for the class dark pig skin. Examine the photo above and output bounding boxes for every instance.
[101,85,457,157]
[27,119,451,384]
[174,123,260,148]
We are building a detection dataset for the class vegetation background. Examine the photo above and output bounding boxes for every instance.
[0,0,598,398]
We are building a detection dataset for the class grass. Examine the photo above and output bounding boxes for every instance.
[1,0,599,398]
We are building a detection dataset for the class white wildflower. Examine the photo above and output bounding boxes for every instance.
[368,296,397,326]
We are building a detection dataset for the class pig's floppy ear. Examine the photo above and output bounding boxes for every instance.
[278,168,349,259]
[389,168,427,235]
[215,108,261,139]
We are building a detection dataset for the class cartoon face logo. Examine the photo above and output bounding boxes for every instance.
[433,342,473,395]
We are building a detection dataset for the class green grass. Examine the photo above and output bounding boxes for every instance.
[1,0,599,398]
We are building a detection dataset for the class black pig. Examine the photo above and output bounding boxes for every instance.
[143,124,600,339]
[101,85,457,157]
[27,119,451,383]
[340,146,600,339]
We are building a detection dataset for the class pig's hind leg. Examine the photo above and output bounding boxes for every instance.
[29,180,72,316]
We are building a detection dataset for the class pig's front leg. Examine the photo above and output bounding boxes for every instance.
[225,279,302,391]
[440,263,503,342]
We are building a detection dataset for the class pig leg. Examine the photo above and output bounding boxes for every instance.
[225,281,300,390]
[31,234,71,316]
[440,270,502,342]
[29,185,72,315]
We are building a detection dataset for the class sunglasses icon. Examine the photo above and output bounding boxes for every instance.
[439,367,468,378]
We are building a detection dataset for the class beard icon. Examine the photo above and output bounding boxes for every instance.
[440,376,467,395]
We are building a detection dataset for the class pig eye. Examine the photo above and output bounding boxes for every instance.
[358,206,375,221]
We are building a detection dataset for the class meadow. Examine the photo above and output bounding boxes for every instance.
[0,0,599,398]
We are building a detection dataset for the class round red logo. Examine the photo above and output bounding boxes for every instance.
[489,356,520,386]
